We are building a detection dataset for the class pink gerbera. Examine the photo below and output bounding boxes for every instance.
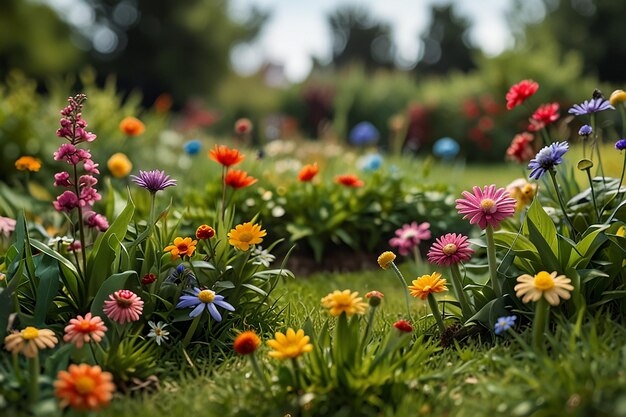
[427,233,475,266]
[63,313,107,348]
[102,290,143,324]
[389,222,431,256]
[455,185,516,230]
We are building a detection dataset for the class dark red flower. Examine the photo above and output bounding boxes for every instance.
[506,80,539,110]
[141,273,156,285]
[393,320,413,333]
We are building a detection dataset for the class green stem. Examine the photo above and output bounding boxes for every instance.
[148,192,156,237]
[427,293,446,333]
[291,357,302,390]
[532,298,550,352]
[182,314,202,347]
[619,105,626,138]
[484,225,501,297]
[221,166,227,221]
[590,114,606,185]
[539,128,551,147]
[618,152,626,205]
[27,354,40,405]
[450,263,473,319]
[548,170,576,234]
[389,262,413,321]
[73,164,88,283]
[584,168,600,222]
[249,353,270,391]
[361,306,377,349]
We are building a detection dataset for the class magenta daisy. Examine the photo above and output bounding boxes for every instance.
[455,185,517,229]
[102,290,144,324]
[389,222,431,256]
[427,233,474,266]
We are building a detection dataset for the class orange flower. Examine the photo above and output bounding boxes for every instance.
[234,118,253,134]
[196,224,215,240]
[233,330,261,355]
[15,156,42,172]
[119,117,145,136]
[164,237,198,259]
[209,144,244,167]
[225,169,258,189]
[335,174,364,187]
[154,93,173,113]
[408,272,448,300]
[54,364,115,411]
[298,163,319,182]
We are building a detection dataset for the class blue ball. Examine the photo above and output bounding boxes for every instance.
[183,139,202,155]
[349,122,379,146]
[433,137,460,160]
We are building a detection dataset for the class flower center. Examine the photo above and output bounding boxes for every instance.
[198,289,215,303]
[480,198,496,212]
[115,294,133,308]
[401,230,418,240]
[443,243,457,255]
[238,231,254,242]
[178,244,188,252]
[335,295,352,308]
[533,271,555,291]
[79,321,92,331]
[422,285,432,292]
[154,328,163,336]
[75,376,96,395]
[22,327,39,340]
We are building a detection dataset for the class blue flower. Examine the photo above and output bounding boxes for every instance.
[176,287,235,321]
[616,139,626,151]
[527,141,569,180]
[433,137,460,160]
[358,153,383,172]
[568,98,614,116]
[494,315,517,335]
[183,140,202,155]
[164,264,197,288]
[578,125,592,136]
[349,122,379,146]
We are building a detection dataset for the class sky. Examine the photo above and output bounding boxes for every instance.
[229,0,517,82]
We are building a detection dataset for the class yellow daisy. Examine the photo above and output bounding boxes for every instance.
[228,222,266,251]
[408,272,448,300]
[267,328,313,359]
[514,271,574,306]
[164,237,198,259]
[4,326,58,358]
[321,289,368,317]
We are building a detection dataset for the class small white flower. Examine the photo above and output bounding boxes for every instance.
[147,321,170,346]
[251,246,275,267]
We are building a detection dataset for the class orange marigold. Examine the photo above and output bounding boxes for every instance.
[209,144,244,167]
[119,117,145,136]
[15,156,42,172]
[164,237,198,259]
[408,272,448,300]
[298,163,319,182]
[54,364,115,411]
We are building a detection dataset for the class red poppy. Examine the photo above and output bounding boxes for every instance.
[298,163,319,182]
[393,320,413,333]
[335,174,364,188]
[209,145,244,167]
[234,118,253,135]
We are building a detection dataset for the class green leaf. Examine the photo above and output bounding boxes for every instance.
[0,276,19,341]
[525,211,561,272]
[33,255,60,326]
[241,283,268,297]
[524,198,559,258]
[90,271,137,320]
[568,225,609,269]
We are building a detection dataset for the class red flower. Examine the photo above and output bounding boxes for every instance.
[298,163,319,182]
[393,320,413,333]
[196,224,215,240]
[209,145,244,167]
[335,174,364,188]
[506,132,535,163]
[505,80,539,110]
[234,118,253,135]
[225,169,257,189]
[141,273,156,285]
[529,102,559,131]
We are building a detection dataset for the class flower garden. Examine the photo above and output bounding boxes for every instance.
[1,79,625,417]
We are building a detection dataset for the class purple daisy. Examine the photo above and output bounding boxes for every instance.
[176,287,235,321]
[568,98,614,116]
[527,141,569,180]
[578,125,592,136]
[130,170,177,193]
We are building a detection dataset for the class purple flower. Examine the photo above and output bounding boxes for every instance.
[616,139,626,150]
[176,287,235,321]
[130,170,177,193]
[527,141,569,180]
[53,191,80,212]
[568,98,614,116]
[578,125,592,136]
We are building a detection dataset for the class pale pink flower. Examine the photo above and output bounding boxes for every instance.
[103,290,143,324]
[427,233,474,266]
[389,222,431,256]
[455,185,517,229]
[0,216,17,237]
[83,159,100,174]
[63,313,107,348]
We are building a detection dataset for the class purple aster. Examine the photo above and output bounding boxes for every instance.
[494,315,517,335]
[578,125,592,136]
[616,139,626,150]
[176,287,235,321]
[568,98,614,116]
[527,141,570,180]
[130,170,176,193]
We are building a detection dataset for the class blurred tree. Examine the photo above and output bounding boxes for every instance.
[82,0,268,106]
[511,0,626,83]
[328,6,395,71]
[0,0,83,79]
[416,4,477,75]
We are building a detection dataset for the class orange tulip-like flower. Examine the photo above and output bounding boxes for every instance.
[54,364,115,411]
[164,237,198,259]
[233,330,261,355]
[298,163,319,182]
[209,144,244,167]
[335,174,364,187]
[408,272,448,300]
[225,169,258,189]
[119,117,145,136]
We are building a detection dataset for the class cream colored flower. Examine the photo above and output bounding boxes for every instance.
[514,271,574,306]
[4,327,58,357]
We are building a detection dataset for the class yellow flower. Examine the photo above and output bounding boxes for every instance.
[164,237,198,259]
[377,251,396,270]
[15,156,42,172]
[506,178,537,211]
[408,272,448,300]
[617,225,625,237]
[107,153,132,178]
[514,271,574,306]
[228,222,266,251]
[321,290,367,317]
[267,328,313,359]
[4,326,58,358]
[610,89,626,106]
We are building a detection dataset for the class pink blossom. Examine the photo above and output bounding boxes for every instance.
[389,222,431,256]
[54,144,92,165]
[79,175,98,187]
[455,185,517,230]
[68,241,82,252]
[83,159,100,174]
[103,290,143,324]
[85,212,109,232]
[0,216,17,237]
[427,233,475,266]
[63,312,107,349]
[54,172,72,187]
[79,187,101,207]
[53,191,79,212]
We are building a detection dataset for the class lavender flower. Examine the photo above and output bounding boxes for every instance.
[176,287,235,321]
[527,141,570,180]
[494,315,517,335]
[130,170,177,193]
[568,98,614,116]
[616,139,626,151]
[578,125,592,136]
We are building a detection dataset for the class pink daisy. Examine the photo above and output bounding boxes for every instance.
[427,233,475,266]
[389,222,431,256]
[455,185,516,230]
[102,290,144,324]
[63,313,107,348]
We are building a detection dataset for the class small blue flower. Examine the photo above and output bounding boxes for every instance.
[568,98,614,116]
[616,139,626,151]
[494,315,517,335]
[433,137,460,160]
[359,153,383,172]
[176,287,235,321]
[164,264,197,288]
[349,122,379,146]
[183,139,202,155]
[578,125,592,136]
[527,141,569,180]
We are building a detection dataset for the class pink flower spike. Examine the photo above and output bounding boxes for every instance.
[83,159,100,174]
[427,233,475,266]
[53,191,79,212]
[79,187,101,207]
[103,290,143,324]
[63,312,107,349]
[455,185,517,230]
[389,222,431,256]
